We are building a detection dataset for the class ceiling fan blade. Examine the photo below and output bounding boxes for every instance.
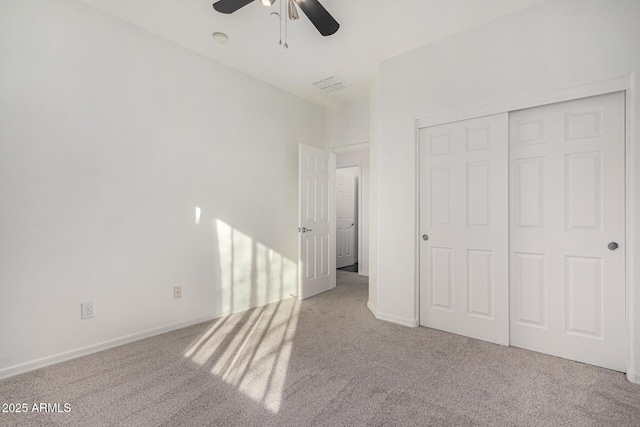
[295,0,339,36]
[213,0,255,14]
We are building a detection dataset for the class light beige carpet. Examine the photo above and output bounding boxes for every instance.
[1,271,639,426]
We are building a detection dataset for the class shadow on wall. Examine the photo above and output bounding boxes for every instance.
[214,218,297,315]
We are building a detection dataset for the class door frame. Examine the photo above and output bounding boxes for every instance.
[333,142,370,276]
[415,74,636,382]
[336,164,362,271]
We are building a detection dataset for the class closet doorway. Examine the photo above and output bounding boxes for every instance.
[418,91,626,371]
[334,148,370,277]
[336,167,358,271]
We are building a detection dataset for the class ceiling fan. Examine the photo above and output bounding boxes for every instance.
[212,0,339,37]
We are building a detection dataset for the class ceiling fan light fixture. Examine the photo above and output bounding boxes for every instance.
[288,0,299,20]
[212,0,339,37]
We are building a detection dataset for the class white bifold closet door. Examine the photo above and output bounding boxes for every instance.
[509,92,626,371]
[419,113,509,346]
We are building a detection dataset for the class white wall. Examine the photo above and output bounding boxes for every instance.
[0,0,326,376]
[327,97,370,149]
[373,0,640,377]
[368,70,380,316]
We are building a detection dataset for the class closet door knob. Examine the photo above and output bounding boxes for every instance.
[608,242,619,251]
[422,234,429,241]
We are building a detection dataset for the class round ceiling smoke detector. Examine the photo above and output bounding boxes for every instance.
[212,32,229,44]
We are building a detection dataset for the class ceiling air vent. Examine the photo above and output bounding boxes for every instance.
[312,76,350,93]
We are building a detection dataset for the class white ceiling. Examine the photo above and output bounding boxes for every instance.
[78,0,549,107]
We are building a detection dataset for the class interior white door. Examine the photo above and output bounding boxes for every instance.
[299,143,335,300]
[509,92,626,371]
[336,169,356,269]
[419,113,509,345]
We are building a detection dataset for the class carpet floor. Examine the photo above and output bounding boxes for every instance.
[1,271,639,426]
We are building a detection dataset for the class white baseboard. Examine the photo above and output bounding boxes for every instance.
[367,300,377,317]
[627,369,639,384]
[376,310,419,328]
[0,295,290,380]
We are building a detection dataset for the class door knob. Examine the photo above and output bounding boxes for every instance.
[422,234,429,241]
[608,242,619,251]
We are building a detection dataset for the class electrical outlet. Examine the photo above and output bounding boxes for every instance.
[81,302,94,320]
[173,286,182,299]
